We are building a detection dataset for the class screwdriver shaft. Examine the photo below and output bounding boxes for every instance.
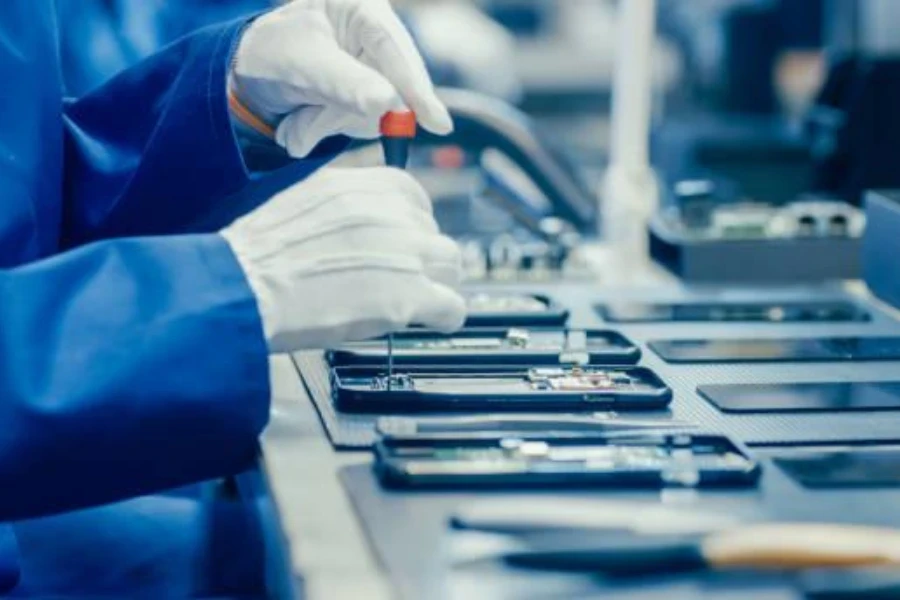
[379,111,417,393]
[387,333,394,391]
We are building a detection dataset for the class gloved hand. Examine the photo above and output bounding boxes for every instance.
[220,167,466,353]
[231,0,453,158]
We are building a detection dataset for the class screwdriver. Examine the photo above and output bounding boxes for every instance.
[380,110,417,390]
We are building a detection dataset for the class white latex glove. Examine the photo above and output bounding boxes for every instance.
[231,0,453,158]
[220,167,466,353]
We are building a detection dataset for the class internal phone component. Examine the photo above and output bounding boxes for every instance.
[370,374,415,391]
[410,328,532,350]
[526,367,633,391]
[367,368,642,394]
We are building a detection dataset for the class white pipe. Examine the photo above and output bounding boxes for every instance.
[608,0,657,173]
[599,0,659,268]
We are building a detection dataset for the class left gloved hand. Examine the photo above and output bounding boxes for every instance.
[230,0,453,158]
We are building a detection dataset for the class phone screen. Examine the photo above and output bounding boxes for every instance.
[699,382,900,413]
[598,301,868,323]
[774,447,900,487]
[649,338,836,363]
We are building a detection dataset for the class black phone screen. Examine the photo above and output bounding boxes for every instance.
[699,382,900,413]
[650,337,900,364]
[649,338,833,363]
[774,447,900,487]
[597,301,869,323]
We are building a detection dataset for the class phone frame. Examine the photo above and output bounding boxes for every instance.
[330,364,672,413]
[374,434,762,489]
[328,328,641,367]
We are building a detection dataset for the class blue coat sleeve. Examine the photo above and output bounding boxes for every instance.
[60,17,346,246]
[0,234,270,521]
[61,19,253,246]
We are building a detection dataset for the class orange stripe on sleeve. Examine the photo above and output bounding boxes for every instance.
[228,91,276,139]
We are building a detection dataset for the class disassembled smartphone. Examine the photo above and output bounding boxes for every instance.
[374,433,761,489]
[464,293,569,327]
[328,328,641,367]
[597,300,870,324]
[330,365,672,413]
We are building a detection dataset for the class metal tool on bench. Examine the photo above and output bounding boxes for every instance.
[499,523,900,576]
[376,413,694,440]
[450,498,741,536]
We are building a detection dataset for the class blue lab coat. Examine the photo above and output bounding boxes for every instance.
[0,1,334,595]
[58,0,273,95]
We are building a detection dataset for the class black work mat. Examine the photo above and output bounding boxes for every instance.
[293,284,900,451]
[338,459,900,600]
[293,352,375,449]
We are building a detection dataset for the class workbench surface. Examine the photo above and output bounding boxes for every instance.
[260,280,900,600]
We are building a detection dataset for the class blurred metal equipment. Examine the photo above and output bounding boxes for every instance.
[660,0,825,115]
[655,0,900,209]
[806,56,900,205]
[475,0,680,112]
[425,88,597,231]
[647,0,900,282]
[653,0,826,207]
[407,88,597,281]
[653,114,812,208]
[600,0,660,261]
[461,150,585,281]
[862,190,900,309]
[649,179,863,283]
[806,0,900,206]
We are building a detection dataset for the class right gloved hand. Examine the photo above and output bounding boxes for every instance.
[221,167,466,353]
[231,0,453,158]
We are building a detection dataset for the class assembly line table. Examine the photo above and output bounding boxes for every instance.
[257,270,900,599]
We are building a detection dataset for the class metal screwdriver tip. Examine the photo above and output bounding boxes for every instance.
[387,333,394,391]
[380,110,416,392]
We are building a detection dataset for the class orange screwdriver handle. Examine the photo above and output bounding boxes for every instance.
[380,111,417,138]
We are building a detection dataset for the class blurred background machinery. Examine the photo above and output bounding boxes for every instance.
[60,0,900,285]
